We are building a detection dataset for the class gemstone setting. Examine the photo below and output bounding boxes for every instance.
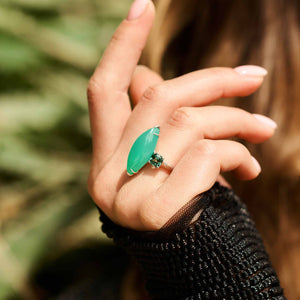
[149,153,164,168]
[127,126,160,176]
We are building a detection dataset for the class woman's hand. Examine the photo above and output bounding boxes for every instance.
[87,0,276,231]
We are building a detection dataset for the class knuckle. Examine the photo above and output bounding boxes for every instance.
[230,141,250,161]
[112,194,129,222]
[135,65,150,73]
[141,85,164,103]
[209,67,228,80]
[110,28,126,47]
[87,77,103,102]
[194,140,217,157]
[232,107,251,119]
[138,198,163,230]
[87,77,111,104]
[208,68,229,97]
[87,172,96,197]
[168,107,193,128]
[112,189,142,227]
[229,107,251,124]
[88,171,113,210]
[238,142,251,157]
[87,78,98,100]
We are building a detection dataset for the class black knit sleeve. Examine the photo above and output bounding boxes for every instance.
[99,182,286,300]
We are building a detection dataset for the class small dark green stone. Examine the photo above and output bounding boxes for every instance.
[149,153,164,168]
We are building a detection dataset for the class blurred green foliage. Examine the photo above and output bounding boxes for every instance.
[0,0,131,298]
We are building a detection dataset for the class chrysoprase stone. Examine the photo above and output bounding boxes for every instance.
[127,126,160,175]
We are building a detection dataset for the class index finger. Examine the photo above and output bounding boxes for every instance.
[92,0,155,92]
[88,0,155,171]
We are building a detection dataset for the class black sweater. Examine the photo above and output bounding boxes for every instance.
[99,182,286,299]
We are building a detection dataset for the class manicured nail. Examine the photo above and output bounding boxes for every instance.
[127,0,149,21]
[253,114,278,129]
[251,156,261,174]
[234,65,268,77]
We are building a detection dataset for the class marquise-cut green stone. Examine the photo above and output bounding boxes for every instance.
[127,126,160,175]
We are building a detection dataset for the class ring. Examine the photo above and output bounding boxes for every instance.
[127,126,172,176]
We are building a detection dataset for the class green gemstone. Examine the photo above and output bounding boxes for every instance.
[127,126,160,175]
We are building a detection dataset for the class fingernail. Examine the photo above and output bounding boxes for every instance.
[253,114,278,129]
[234,65,268,77]
[251,156,261,174]
[127,0,149,21]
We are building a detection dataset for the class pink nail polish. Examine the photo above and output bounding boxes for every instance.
[127,0,149,21]
[253,114,278,129]
[251,156,261,174]
[234,65,268,77]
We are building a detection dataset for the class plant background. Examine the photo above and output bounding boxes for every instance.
[0,0,132,298]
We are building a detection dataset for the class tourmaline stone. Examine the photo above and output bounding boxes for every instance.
[127,126,160,176]
[149,153,164,168]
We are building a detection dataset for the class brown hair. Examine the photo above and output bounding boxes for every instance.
[141,0,300,298]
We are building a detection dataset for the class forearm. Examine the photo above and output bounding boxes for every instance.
[99,183,285,299]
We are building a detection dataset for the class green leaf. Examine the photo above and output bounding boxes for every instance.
[0,34,43,72]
